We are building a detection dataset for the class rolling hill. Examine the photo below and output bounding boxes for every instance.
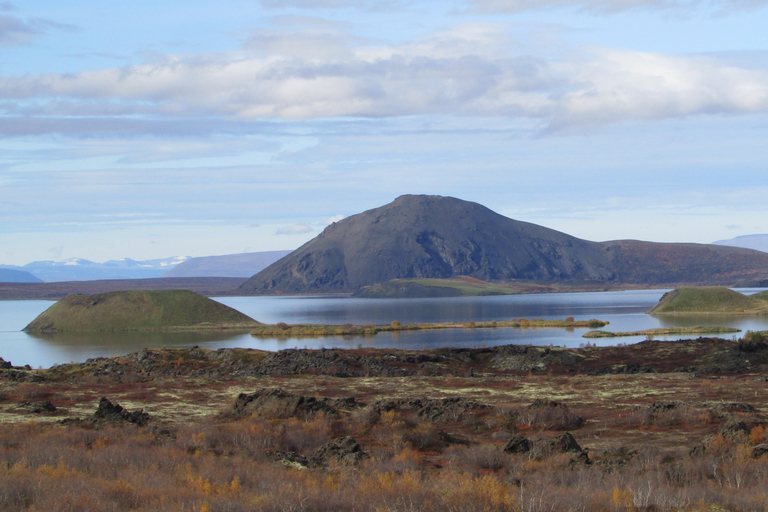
[238,195,768,295]
[648,287,768,315]
[24,290,260,332]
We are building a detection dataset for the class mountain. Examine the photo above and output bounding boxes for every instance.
[1,256,190,282]
[238,195,768,295]
[161,251,292,278]
[713,234,768,253]
[0,269,43,283]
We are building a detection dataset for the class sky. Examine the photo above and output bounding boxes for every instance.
[1,0,767,265]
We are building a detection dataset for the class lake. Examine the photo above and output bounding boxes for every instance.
[1,289,767,369]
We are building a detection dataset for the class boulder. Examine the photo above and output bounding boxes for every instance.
[533,432,591,464]
[24,400,57,414]
[93,397,149,426]
[232,388,342,419]
[503,434,532,454]
[312,436,366,466]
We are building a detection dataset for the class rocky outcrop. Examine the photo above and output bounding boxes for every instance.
[492,345,584,372]
[503,434,532,454]
[232,388,358,419]
[370,397,491,423]
[533,432,591,464]
[23,400,57,414]
[93,397,149,426]
[312,437,366,466]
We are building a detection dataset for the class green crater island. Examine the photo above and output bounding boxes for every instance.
[648,287,768,315]
[23,290,260,332]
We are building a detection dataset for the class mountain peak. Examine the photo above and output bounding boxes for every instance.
[239,195,768,295]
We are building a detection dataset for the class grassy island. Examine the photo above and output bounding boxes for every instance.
[251,317,608,337]
[648,287,768,315]
[23,290,260,332]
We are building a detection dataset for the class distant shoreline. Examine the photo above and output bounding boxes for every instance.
[0,277,248,301]
[2,277,765,302]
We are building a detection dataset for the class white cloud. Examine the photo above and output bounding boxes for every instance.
[0,12,75,47]
[550,49,768,130]
[0,24,767,132]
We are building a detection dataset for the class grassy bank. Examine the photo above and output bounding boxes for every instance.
[583,326,742,338]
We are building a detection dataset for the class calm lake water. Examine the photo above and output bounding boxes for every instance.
[2,289,767,369]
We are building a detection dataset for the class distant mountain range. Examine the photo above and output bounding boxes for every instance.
[713,234,768,253]
[0,256,189,282]
[239,194,768,295]
[0,251,294,283]
[161,251,291,278]
[0,269,43,283]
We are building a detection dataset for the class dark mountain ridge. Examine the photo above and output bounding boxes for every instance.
[239,195,768,295]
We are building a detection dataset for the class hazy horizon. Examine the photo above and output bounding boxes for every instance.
[2,1,767,265]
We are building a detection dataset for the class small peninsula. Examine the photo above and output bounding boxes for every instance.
[648,287,768,315]
[23,290,260,332]
[250,317,608,337]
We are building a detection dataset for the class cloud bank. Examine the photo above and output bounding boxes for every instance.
[1,23,766,135]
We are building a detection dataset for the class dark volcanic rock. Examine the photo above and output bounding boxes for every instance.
[93,397,149,426]
[238,194,768,294]
[232,388,349,419]
[246,349,415,378]
[312,436,366,467]
[533,432,591,464]
[23,400,57,413]
[503,434,532,454]
[369,397,491,423]
[491,345,584,372]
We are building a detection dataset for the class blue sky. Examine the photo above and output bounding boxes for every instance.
[1,0,767,265]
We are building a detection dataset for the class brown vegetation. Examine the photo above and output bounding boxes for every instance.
[3,337,768,510]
